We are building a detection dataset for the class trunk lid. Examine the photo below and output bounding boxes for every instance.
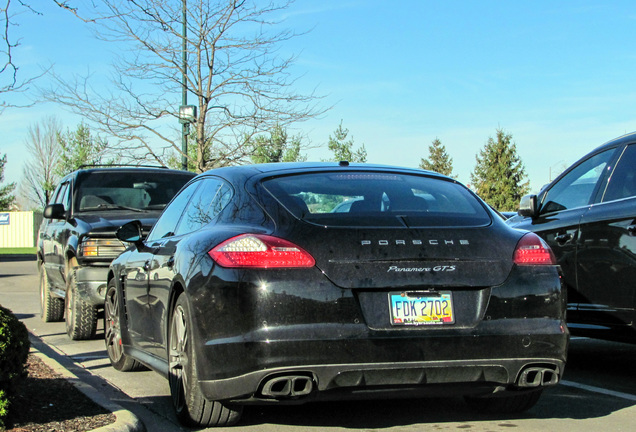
[286,224,519,289]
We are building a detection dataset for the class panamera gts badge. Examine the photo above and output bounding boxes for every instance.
[387,265,456,273]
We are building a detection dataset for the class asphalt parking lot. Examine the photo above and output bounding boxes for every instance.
[2,257,636,432]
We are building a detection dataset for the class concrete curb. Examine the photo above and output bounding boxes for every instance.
[0,254,36,261]
[28,335,145,432]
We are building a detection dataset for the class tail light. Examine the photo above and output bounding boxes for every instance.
[513,233,556,266]
[208,234,315,268]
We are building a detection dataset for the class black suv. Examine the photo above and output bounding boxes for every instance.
[38,166,195,340]
[507,132,636,343]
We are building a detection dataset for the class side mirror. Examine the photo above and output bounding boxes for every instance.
[43,203,66,220]
[116,220,143,244]
[518,194,538,218]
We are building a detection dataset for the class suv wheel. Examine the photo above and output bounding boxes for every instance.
[40,266,64,322]
[65,269,97,340]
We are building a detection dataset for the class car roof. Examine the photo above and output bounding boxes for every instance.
[58,166,195,183]
[592,131,636,152]
[75,166,194,175]
[197,162,452,182]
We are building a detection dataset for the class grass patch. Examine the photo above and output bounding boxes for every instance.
[0,247,36,255]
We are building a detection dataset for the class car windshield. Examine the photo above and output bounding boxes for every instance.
[263,171,491,227]
[75,171,193,212]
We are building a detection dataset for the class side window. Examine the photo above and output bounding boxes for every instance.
[49,184,63,206]
[54,182,70,207]
[146,181,200,241]
[601,144,636,202]
[174,178,232,236]
[540,149,615,214]
[60,182,72,210]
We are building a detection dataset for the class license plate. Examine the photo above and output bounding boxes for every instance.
[389,291,455,326]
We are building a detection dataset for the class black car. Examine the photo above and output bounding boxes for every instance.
[38,167,195,340]
[507,132,636,344]
[105,162,568,427]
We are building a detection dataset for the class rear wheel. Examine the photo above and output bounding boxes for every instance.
[40,266,64,322]
[104,279,144,371]
[168,294,243,427]
[65,269,97,340]
[465,389,543,414]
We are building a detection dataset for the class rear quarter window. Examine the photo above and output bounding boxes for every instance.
[263,171,491,228]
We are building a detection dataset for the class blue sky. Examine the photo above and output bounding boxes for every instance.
[3,0,636,195]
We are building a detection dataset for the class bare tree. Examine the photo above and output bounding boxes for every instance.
[20,116,62,208]
[1,1,80,111]
[42,0,326,172]
[1,0,35,110]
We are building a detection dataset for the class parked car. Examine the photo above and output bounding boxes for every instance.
[507,132,636,344]
[105,162,568,428]
[38,166,195,340]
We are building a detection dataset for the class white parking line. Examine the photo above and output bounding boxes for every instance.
[561,380,636,402]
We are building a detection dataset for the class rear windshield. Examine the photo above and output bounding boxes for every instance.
[263,171,492,227]
[75,171,193,212]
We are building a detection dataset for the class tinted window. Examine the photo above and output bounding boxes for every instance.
[540,149,614,214]
[147,181,200,241]
[54,182,70,206]
[61,182,72,209]
[263,171,491,227]
[75,171,194,212]
[601,144,636,202]
[174,178,232,236]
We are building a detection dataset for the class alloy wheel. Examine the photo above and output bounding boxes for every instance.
[105,287,124,362]
[169,304,189,413]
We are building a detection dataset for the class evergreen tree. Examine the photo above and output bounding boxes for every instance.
[55,123,112,177]
[250,125,306,164]
[0,152,16,210]
[419,138,454,177]
[327,121,367,163]
[470,128,530,211]
[166,128,200,172]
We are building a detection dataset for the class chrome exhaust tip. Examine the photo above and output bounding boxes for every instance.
[517,366,559,388]
[261,375,314,398]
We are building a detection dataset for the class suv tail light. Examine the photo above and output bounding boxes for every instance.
[208,234,315,268]
[513,233,556,266]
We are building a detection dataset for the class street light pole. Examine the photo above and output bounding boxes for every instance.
[181,0,188,171]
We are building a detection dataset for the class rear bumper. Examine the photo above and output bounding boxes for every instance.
[201,356,564,403]
[189,265,568,402]
[196,319,567,401]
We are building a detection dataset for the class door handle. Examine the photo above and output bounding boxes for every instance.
[555,233,573,245]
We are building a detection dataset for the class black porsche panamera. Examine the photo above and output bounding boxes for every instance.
[104,162,568,427]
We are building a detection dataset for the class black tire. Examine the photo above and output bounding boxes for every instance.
[168,294,243,428]
[40,266,64,322]
[65,269,98,340]
[104,279,145,372]
[465,389,543,414]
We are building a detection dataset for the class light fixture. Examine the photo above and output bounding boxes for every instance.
[179,105,197,124]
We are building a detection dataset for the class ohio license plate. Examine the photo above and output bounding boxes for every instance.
[389,291,455,326]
